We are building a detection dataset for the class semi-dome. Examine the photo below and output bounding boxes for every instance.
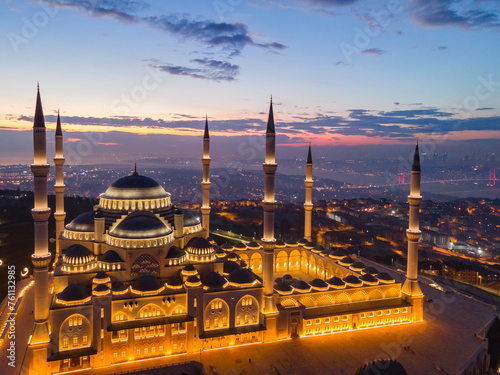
[185,237,215,262]
[65,210,95,232]
[63,245,95,265]
[131,275,164,294]
[100,250,124,263]
[103,174,169,200]
[183,210,201,227]
[56,284,91,303]
[110,213,171,239]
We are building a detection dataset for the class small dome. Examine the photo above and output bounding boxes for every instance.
[103,174,168,200]
[275,240,286,248]
[338,256,355,266]
[165,276,184,289]
[65,211,95,232]
[359,274,379,285]
[166,246,185,259]
[291,280,311,292]
[376,272,395,283]
[201,272,227,289]
[326,277,346,289]
[221,243,234,251]
[110,213,171,239]
[343,275,362,287]
[131,275,163,293]
[354,359,407,375]
[93,284,110,293]
[298,238,308,246]
[182,264,198,275]
[274,283,293,294]
[63,245,95,265]
[227,268,257,286]
[233,242,248,251]
[112,281,127,293]
[215,247,227,258]
[350,261,366,271]
[206,237,216,244]
[57,284,91,303]
[185,275,202,287]
[362,266,378,275]
[329,249,347,260]
[226,252,240,261]
[186,237,214,257]
[240,259,248,268]
[312,244,324,253]
[310,278,329,290]
[223,260,241,275]
[101,250,124,263]
[285,240,298,247]
[282,274,295,285]
[247,241,261,249]
[93,271,110,283]
[304,241,315,249]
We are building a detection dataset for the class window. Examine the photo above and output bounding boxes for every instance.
[343,315,348,321]
[83,334,88,345]
[63,337,68,348]
[73,336,78,347]
[306,320,312,326]
[122,351,126,358]
[69,318,73,327]
[236,315,240,325]
[214,318,219,328]
[369,312,374,318]
[402,308,408,313]
[113,352,118,359]
[360,313,366,319]
[152,347,156,354]
[223,317,227,326]
[78,317,82,325]
[144,348,148,354]
[325,318,330,323]
[334,317,339,322]
[159,346,163,352]
[377,311,383,317]
[252,315,257,323]
[394,309,399,314]
[205,319,210,329]
[136,349,140,355]
[386,310,391,316]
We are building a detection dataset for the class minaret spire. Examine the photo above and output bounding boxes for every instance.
[262,97,279,325]
[401,140,424,322]
[304,143,313,241]
[30,84,52,347]
[133,162,138,176]
[201,117,211,237]
[54,110,66,260]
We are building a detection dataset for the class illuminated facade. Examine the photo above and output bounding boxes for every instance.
[23,89,424,374]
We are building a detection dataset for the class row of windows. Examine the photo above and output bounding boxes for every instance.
[68,317,83,327]
[211,301,223,310]
[62,334,88,348]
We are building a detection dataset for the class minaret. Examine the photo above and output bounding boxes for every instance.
[304,143,313,241]
[401,141,424,321]
[201,116,211,238]
[30,84,52,344]
[262,98,278,318]
[54,111,66,259]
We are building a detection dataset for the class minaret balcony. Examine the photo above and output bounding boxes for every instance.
[262,164,278,173]
[30,164,50,176]
[54,157,65,165]
[407,196,422,205]
[261,201,277,211]
[406,229,422,240]
[32,252,52,268]
[31,208,51,221]
[304,180,314,188]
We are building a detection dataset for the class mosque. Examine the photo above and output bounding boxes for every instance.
[24,87,424,374]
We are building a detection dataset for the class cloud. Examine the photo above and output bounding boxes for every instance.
[66,138,84,142]
[409,0,500,29]
[361,48,386,56]
[40,0,286,56]
[150,58,239,81]
[437,46,447,51]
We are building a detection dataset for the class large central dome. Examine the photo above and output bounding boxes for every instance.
[102,174,169,200]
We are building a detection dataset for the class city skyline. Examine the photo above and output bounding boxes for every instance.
[1,0,500,164]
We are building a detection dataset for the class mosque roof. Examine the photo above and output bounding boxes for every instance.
[227,268,257,286]
[223,260,241,275]
[57,284,91,303]
[109,213,171,239]
[63,245,95,265]
[201,272,227,289]
[100,250,124,263]
[65,210,95,232]
[103,174,169,200]
[183,210,201,227]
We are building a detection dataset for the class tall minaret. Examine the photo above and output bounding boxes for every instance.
[401,141,424,321]
[262,98,278,317]
[201,116,211,238]
[304,143,313,241]
[30,85,52,344]
[54,111,66,259]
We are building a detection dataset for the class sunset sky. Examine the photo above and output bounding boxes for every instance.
[1,0,500,165]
